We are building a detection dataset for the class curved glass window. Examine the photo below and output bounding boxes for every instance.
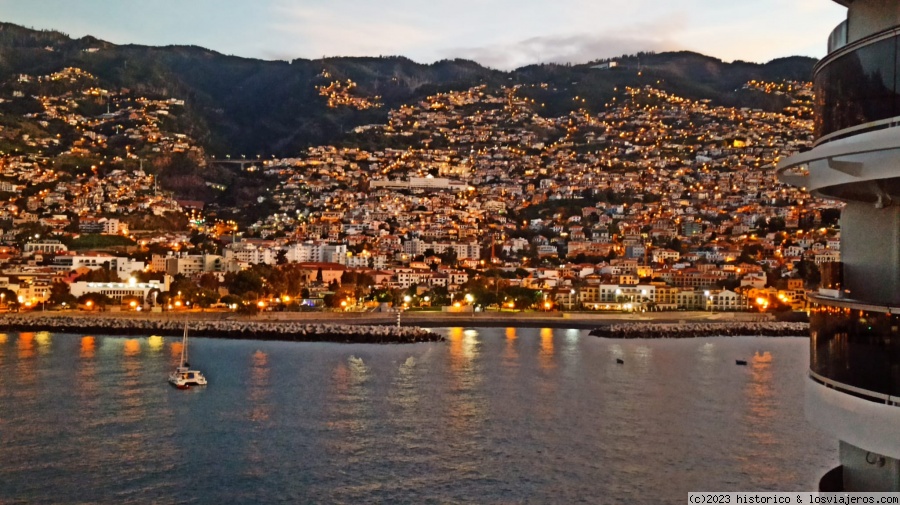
[815,33,900,138]
[809,304,900,396]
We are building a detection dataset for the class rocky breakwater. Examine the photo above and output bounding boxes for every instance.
[589,321,809,339]
[0,315,444,344]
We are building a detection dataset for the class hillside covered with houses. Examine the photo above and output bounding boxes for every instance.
[0,27,841,314]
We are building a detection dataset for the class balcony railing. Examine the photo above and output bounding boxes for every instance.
[810,301,900,397]
[814,28,900,139]
[828,20,849,54]
[809,370,900,406]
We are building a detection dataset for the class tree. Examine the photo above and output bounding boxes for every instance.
[169,274,200,300]
[220,294,242,307]
[197,273,220,292]
[121,295,143,309]
[195,289,219,309]
[14,223,50,248]
[189,231,220,254]
[77,293,113,309]
[224,269,265,298]
[739,244,763,264]
[49,282,76,305]
[796,260,822,288]
[0,287,17,310]
[327,286,356,308]
[438,248,458,266]
[263,263,306,298]
[425,285,450,305]
[75,264,120,283]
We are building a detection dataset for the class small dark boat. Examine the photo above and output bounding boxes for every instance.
[735,360,748,366]
[616,358,624,364]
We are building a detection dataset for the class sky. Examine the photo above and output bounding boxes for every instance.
[0,0,847,70]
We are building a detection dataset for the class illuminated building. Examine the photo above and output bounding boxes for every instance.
[777,0,900,491]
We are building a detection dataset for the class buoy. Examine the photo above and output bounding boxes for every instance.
[616,358,624,364]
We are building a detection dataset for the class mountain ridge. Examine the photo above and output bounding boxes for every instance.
[0,22,818,157]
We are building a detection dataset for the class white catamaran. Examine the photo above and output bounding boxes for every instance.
[168,323,207,389]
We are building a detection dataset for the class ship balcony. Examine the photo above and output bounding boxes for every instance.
[806,296,900,462]
[828,20,848,54]
[777,24,900,197]
[776,127,900,201]
[808,295,900,399]
[813,27,900,141]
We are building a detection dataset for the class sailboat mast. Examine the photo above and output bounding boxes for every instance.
[181,322,188,367]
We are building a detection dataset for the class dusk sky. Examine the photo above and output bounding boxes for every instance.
[0,0,847,70]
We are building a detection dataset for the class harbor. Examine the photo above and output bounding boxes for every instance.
[0,328,833,503]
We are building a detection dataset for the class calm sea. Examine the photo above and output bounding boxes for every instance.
[0,328,835,504]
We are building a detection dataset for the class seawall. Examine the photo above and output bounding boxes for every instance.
[589,322,810,339]
[0,314,443,344]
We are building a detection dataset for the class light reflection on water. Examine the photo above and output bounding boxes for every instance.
[503,327,519,364]
[147,335,164,352]
[34,331,51,353]
[17,332,34,359]
[80,336,95,358]
[247,349,271,424]
[445,328,485,439]
[0,331,836,504]
[539,327,555,371]
[245,349,272,478]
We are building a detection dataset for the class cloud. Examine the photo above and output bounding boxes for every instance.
[269,2,434,59]
[447,33,680,70]
[444,16,687,70]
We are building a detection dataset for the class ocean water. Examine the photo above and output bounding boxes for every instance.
[0,328,835,504]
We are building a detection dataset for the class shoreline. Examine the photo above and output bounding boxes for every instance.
[0,310,810,340]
